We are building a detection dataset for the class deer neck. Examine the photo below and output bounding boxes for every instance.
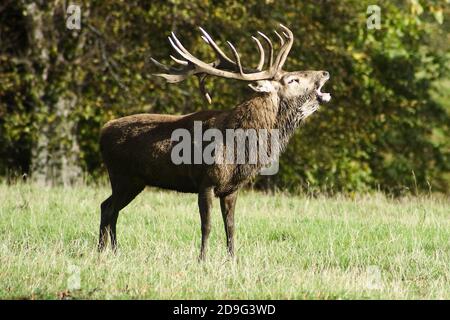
[229,93,279,129]
[228,93,309,152]
[275,96,302,151]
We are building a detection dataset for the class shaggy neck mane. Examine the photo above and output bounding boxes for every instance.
[276,92,317,151]
[229,92,313,153]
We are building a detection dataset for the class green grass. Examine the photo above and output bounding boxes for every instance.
[0,183,449,299]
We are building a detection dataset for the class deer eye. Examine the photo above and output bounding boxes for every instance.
[288,78,299,84]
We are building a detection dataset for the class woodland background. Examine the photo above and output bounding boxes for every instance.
[0,0,449,194]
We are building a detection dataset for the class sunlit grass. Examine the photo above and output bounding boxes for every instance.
[0,183,448,299]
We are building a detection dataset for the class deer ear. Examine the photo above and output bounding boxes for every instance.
[248,80,277,93]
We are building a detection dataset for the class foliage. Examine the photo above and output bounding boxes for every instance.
[0,0,449,193]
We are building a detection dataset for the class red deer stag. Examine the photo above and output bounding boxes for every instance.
[98,24,331,259]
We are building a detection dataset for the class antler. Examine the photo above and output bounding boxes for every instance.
[150,24,294,103]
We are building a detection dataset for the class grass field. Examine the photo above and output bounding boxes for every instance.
[0,183,449,299]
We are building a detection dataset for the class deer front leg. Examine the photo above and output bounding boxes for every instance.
[198,187,213,261]
[220,192,237,257]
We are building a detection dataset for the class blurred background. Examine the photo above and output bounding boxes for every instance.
[0,0,449,195]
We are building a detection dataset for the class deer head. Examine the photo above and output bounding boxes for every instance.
[150,24,331,109]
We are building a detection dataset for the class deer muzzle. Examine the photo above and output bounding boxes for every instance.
[316,71,331,103]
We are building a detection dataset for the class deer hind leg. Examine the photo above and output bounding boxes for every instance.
[98,195,113,251]
[98,176,144,252]
[220,192,237,257]
[198,187,213,261]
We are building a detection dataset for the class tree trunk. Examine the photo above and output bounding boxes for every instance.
[24,2,83,186]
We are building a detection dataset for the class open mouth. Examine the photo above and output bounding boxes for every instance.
[316,77,331,103]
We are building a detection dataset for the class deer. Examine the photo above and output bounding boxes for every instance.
[98,24,331,260]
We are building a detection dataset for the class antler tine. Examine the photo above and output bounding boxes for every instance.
[257,31,273,67]
[167,36,188,60]
[149,57,171,72]
[168,33,226,75]
[273,30,284,46]
[171,31,218,72]
[170,31,221,69]
[199,27,237,69]
[198,74,212,104]
[270,25,294,73]
[169,32,194,59]
[280,23,293,35]
[226,41,244,76]
[276,24,294,70]
[200,35,209,44]
[152,67,190,83]
[170,55,188,66]
[251,36,265,71]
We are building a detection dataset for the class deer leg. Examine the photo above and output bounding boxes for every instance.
[220,192,237,257]
[109,183,145,251]
[108,210,120,251]
[98,195,113,251]
[98,176,144,252]
[198,187,213,261]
